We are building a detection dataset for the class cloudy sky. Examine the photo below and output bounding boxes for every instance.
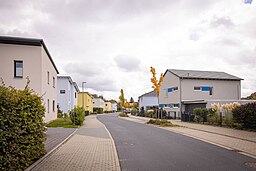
[1,0,255,101]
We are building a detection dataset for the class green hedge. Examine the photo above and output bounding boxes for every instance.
[70,106,85,126]
[93,107,103,114]
[0,83,46,170]
[232,103,256,130]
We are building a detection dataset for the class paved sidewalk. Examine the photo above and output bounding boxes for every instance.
[31,115,120,171]
[45,128,76,153]
[125,115,256,158]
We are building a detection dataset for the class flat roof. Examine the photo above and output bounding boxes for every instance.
[0,36,59,74]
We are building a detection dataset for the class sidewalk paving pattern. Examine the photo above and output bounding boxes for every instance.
[125,115,256,158]
[31,115,120,171]
[45,128,76,153]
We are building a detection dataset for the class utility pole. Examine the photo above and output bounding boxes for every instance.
[82,82,86,109]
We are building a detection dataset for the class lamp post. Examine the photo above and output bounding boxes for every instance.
[82,82,86,109]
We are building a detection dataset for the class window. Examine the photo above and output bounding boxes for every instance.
[53,77,55,88]
[53,100,55,112]
[194,86,201,91]
[60,90,65,94]
[47,99,50,113]
[14,60,23,78]
[209,87,213,96]
[105,104,108,106]
[75,92,77,98]
[173,87,178,91]
[173,104,178,108]
[47,71,49,84]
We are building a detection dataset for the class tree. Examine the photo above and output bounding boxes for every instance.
[150,66,164,118]
[130,97,134,103]
[244,91,256,100]
[119,89,125,107]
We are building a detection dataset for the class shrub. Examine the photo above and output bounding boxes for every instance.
[70,106,85,125]
[193,108,208,123]
[85,111,90,116]
[57,112,63,118]
[223,113,234,127]
[63,113,69,120]
[232,103,256,130]
[131,109,137,116]
[147,119,177,127]
[0,82,46,170]
[146,111,154,118]
[119,113,129,117]
[93,108,103,114]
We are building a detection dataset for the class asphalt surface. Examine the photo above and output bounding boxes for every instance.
[97,114,256,171]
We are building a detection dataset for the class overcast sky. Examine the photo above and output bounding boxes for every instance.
[1,0,255,101]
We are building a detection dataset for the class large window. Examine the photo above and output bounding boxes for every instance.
[14,60,23,78]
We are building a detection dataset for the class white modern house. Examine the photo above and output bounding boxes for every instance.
[138,90,158,111]
[93,97,105,109]
[57,76,79,114]
[111,102,117,112]
[159,69,243,119]
[0,36,59,122]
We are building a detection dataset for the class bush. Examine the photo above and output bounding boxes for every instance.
[147,119,176,127]
[0,82,46,170]
[57,112,63,118]
[131,109,137,116]
[119,113,129,117]
[70,106,85,126]
[93,108,103,114]
[193,108,208,123]
[85,111,90,116]
[146,111,154,118]
[232,103,256,130]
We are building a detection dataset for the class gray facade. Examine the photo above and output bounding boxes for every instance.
[159,69,242,118]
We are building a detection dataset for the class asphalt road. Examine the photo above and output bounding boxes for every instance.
[97,114,256,171]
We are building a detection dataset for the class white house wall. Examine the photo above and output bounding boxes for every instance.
[41,47,57,122]
[139,96,158,110]
[93,98,104,108]
[0,44,42,92]
[57,78,71,114]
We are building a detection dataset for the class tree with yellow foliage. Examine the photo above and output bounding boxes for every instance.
[150,66,164,118]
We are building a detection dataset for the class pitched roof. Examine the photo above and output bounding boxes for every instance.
[139,90,157,98]
[165,69,243,81]
[0,36,59,74]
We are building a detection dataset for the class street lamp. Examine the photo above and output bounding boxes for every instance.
[82,82,86,109]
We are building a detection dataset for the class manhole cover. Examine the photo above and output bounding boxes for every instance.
[245,162,256,169]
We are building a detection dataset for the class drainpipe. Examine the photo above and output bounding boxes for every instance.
[179,78,182,119]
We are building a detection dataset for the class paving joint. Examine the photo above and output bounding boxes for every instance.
[25,128,78,171]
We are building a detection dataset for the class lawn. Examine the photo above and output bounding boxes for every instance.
[46,118,79,128]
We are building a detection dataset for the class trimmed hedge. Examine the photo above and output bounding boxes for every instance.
[93,107,103,114]
[70,106,85,126]
[232,103,256,130]
[0,82,46,170]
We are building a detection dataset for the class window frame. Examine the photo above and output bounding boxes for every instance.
[14,60,23,78]
[60,90,65,94]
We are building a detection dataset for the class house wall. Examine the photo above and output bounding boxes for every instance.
[111,103,117,112]
[181,79,241,101]
[41,47,58,122]
[0,44,42,93]
[159,71,181,116]
[77,93,93,113]
[104,102,112,112]
[70,84,78,110]
[93,98,104,108]
[139,96,158,110]
[57,77,72,114]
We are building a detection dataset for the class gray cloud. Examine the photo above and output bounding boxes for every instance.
[210,16,235,28]
[114,55,141,72]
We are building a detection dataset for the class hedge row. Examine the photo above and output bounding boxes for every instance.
[0,83,46,170]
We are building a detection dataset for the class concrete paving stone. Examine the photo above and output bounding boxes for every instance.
[31,115,120,171]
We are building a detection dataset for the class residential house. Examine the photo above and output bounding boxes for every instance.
[159,69,243,119]
[104,101,112,112]
[93,97,104,111]
[0,36,59,122]
[111,102,117,112]
[57,76,79,114]
[138,90,158,111]
[78,92,93,113]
